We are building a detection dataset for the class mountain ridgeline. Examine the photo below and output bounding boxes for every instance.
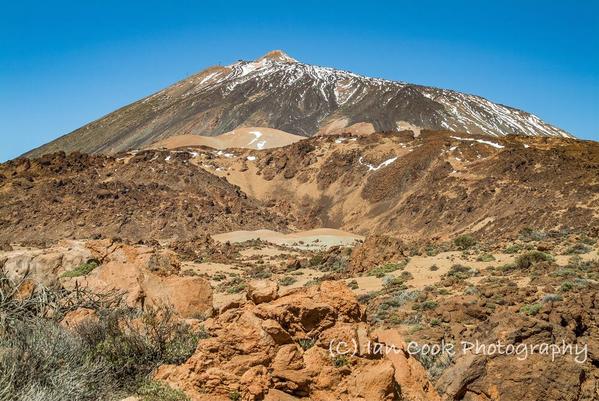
[25,50,571,158]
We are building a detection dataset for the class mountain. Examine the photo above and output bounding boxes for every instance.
[25,50,572,158]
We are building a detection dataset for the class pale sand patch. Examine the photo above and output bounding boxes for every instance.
[147,127,304,151]
[181,261,239,276]
[213,228,363,250]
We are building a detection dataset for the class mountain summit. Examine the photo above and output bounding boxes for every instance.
[26,50,572,157]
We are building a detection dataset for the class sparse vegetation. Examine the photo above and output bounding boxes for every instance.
[519,227,546,242]
[0,272,201,401]
[414,300,438,310]
[62,259,100,278]
[476,253,495,262]
[520,303,542,316]
[347,279,359,290]
[559,281,574,292]
[333,355,348,368]
[564,243,592,255]
[454,234,477,250]
[514,251,553,269]
[368,260,407,278]
[541,294,562,303]
[446,264,478,279]
[279,276,297,286]
[298,338,315,350]
[504,244,522,254]
[137,380,190,401]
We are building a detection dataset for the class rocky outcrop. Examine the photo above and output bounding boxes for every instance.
[63,241,214,318]
[155,281,439,401]
[247,280,279,304]
[436,311,598,401]
[349,235,407,274]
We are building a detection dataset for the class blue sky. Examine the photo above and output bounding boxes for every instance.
[1,1,598,161]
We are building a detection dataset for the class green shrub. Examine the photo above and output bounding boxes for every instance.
[309,254,324,266]
[137,380,190,401]
[504,244,522,254]
[565,243,592,255]
[347,280,359,290]
[580,236,596,246]
[520,303,542,316]
[454,235,477,250]
[414,300,438,310]
[476,253,496,262]
[446,264,478,279]
[541,294,562,303]
[368,261,406,278]
[222,277,246,294]
[559,281,574,292]
[514,251,553,269]
[229,390,241,401]
[333,355,348,368]
[519,227,546,242]
[279,276,297,286]
[62,259,100,278]
[298,338,315,350]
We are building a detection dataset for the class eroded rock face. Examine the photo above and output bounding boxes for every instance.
[436,311,599,401]
[61,240,213,318]
[154,281,439,401]
[1,240,92,288]
[350,235,407,274]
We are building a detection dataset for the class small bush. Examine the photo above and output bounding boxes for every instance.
[559,281,574,292]
[309,254,324,267]
[446,264,478,279]
[333,355,348,368]
[565,243,592,255]
[504,244,522,254]
[298,338,315,350]
[212,273,227,281]
[137,380,190,401]
[464,286,479,295]
[454,235,477,250]
[520,303,542,316]
[476,253,496,262]
[279,276,297,286]
[221,277,246,294]
[541,294,562,303]
[229,390,241,401]
[519,227,546,242]
[514,251,553,269]
[368,261,406,278]
[381,290,420,308]
[347,280,359,290]
[62,259,100,278]
[414,300,438,310]
[429,264,439,271]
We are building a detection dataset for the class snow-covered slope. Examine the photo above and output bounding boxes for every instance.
[26,50,571,157]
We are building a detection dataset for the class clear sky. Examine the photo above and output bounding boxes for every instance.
[1,1,598,161]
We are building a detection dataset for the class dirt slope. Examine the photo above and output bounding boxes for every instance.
[0,151,289,244]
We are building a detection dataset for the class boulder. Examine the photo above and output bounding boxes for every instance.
[247,279,279,304]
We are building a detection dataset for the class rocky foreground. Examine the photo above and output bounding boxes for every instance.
[1,230,597,401]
